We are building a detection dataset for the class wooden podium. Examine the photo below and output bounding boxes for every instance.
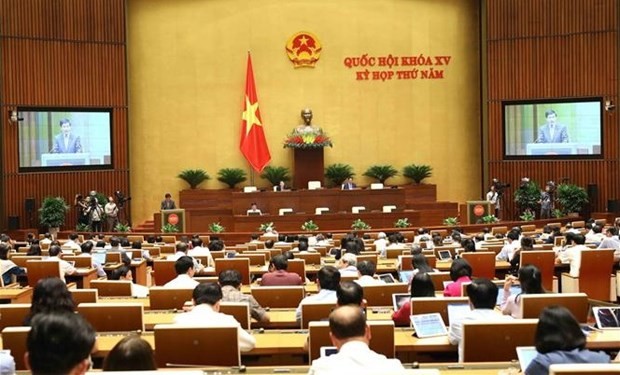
[293,148,324,189]
[466,200,492,224]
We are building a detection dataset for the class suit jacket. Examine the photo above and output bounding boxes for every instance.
[161,199,176,210]
[51,133,82,153]
[536,123,569,143]
[341,182,357,190]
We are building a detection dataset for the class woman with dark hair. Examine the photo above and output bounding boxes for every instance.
[443,259,472,297]
[526,306,609,374]
[501,264,544,318]
[392,273,436,326]
[25,277,75,325]
[103,334,157,371]
[412,254,433,274]
[26,244,42,256]
[509,236,535,273]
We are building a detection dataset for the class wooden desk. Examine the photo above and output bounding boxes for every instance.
[0,287,32,304]
[66,268,97,288]
[131,259,148,286]
[143,307,394,330]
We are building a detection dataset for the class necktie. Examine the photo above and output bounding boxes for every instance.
[549,125,555,141]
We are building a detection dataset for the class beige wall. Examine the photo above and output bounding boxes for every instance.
[127,0,481,225]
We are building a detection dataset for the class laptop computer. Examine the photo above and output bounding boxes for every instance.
[516,346,537,372]
[319,346,338,357]
[437,250,452,260]
[398,270,414,284]
[593,307,620,329]
[447,302,470,325]
[378,273,395,283]
[392,293,410,311]
[410,313,448,338]
[92,251,106,265]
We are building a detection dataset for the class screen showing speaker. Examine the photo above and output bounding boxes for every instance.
[17,108,113,172]
[503,98,603,160]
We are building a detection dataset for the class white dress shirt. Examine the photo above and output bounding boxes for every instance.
[355,275,385,286]
[295,289,337,322]
[448,308,513,362]
[173,303,256,352]
[164,274,199,289]
[308,340,405,375]
[48,256,76,283]
[558,245,587,277]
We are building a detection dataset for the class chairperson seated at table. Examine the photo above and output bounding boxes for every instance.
[246,202,262,216]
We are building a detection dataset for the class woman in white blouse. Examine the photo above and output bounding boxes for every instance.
[501,264,545,318]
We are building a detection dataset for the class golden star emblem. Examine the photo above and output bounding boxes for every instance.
[299,35,308,45]
[242,95,262,135]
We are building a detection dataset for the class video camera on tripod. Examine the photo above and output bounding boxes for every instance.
[492,178,511,197]
[114,191,132,208]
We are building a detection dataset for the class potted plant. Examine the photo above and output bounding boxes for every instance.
[39,196,70,237]
[552,208,564,218]
[402,164,433,184]
[351,219,371,230]
[301,220,319,231]
[443,217,459,226]
[324,163,355,187]
[363,165,398,184]
[178,169,210,189]
[514,180,541,214]
[260,166,291,186]
[217,168,247,189]
[557,183,589,215]
[76,223,91,232]
[481,214,499,224]
[161,223,179,233]
[114,223,131,233]
[394,218,411,228]
[209,222,225,233]
[519,210,535,221]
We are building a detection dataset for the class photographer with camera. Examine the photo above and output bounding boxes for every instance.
[540,181,556,219]
[85,194,104,232]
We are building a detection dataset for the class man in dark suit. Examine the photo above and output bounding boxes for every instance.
[51,119,82,153]
[160,193,176,210]
[536,109,569,143]
[341,177,356,190]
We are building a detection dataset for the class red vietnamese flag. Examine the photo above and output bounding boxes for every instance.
[240,53,271,172]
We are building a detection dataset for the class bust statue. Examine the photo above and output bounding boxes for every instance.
[296,108,318,134]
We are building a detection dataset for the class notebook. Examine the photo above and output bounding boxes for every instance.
[516,346,537,371]
[437,250,452,260]
[392,293,410,311]
[378,273,395,283]
[319,346,338,357]
[410,313,448,338]
[593,307,620,329]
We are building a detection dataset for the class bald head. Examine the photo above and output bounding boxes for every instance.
[329,305,367,340]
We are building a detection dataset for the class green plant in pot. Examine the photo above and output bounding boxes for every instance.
[363,165,398,184]
[301,220,319,231]
[557,183,589,215]
[178,169,210,189]
[324,163,354,187]
[209,222,225,233]
[481,214,499,224]
[351,219,371,230]
[519,210,535,221]
[115,223,131,233]
[443,217,459,226]
[394,218,411,228]
[402,164,433,184]
[161,223,179,233]
[260,166,291,186]
[40,196,70,237]
[76,223,91,232]
[217,168,247,189]
[514,179,541,214]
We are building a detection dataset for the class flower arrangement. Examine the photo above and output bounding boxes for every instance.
[351,219,371,230]
[301,220,319,231]
[394,218,411,228]
[284,128,333,149]
[259,222,275,233]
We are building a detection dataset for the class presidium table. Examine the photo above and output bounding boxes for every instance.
[156,185,458,233]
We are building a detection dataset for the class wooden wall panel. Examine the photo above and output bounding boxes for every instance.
[0,0,128,231]
[486,0,619,216]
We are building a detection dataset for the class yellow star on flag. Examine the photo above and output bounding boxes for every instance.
[242,95,262,136]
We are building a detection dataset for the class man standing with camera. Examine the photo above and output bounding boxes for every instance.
[85,193,104,232]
